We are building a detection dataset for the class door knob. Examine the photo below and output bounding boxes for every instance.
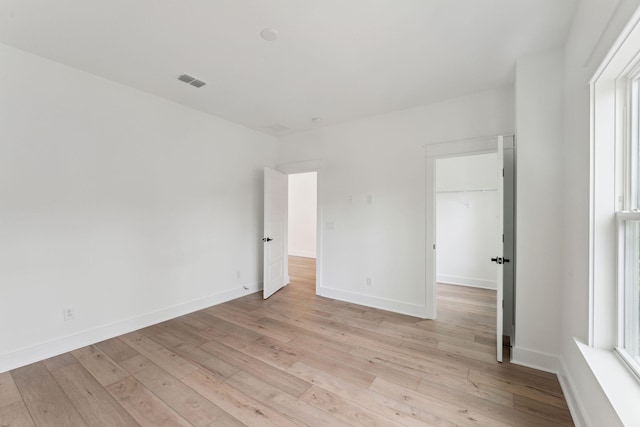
[262,237,273,242]
[491,257,503,265]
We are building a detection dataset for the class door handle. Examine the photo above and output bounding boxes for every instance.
[262,237,273,242]
[491,257,510,265]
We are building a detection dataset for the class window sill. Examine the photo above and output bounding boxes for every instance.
[576,339,640,426]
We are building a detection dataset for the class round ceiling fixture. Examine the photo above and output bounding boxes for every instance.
[260,28,278,41]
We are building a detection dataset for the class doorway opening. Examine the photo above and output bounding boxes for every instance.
[426,135,515,362]
[263,161,322,300]
[287,172,318,290]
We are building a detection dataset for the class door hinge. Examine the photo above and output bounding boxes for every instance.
[502,234,504,243]
[433,244,436,250]
[502,300,504,308]
[502,168,504,177]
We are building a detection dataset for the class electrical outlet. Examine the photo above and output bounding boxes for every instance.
[63,306,75,321]
[366,277,372,286]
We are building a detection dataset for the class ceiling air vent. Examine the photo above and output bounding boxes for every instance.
[178,74,206,88]
[265,123,290,133]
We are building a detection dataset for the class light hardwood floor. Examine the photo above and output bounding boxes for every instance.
[0,256,573,426]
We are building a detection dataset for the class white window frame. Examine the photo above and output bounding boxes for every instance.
[590,13,640,382]
[613,71,640,379]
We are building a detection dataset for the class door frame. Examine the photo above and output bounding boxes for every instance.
[425,135,514,319]
[277,160,323,294]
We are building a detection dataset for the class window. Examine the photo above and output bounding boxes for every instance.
[587,10,640,423]
[591,16,640,382]
[619,217,640,367]
[616,77,640,376]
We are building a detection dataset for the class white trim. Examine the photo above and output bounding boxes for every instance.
[319,286,428,319]
[511,346,561,374]
[424,134,515,157]
[558,356,589,427]
[615,210,640,220]
[614,346,640,382]
[288,250,316,259]
[0,282,262,373]
[590,5,640,84]
[436,275,496,290]
[426,154,437,319]
[278,160,323,175]
[590,75,619,349]
[576,339,640,426]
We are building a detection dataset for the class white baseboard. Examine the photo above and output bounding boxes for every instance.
[288,250,316,258]
[437,274,496,290]
[558,356,588,427]
[0,282,263,373]
[511,346,561,374]
[318,286,428,318]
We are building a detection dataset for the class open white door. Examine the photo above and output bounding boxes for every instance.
[494,137,505,362]
[263,167,288,299]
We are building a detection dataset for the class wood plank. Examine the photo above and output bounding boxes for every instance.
[11,363,87,427]
[0,372,23,407]
[415,369,514,407]
[514,394,574,426]
[227,334,377,389]
[289,361,441,427]
[119,332,199,379]
[95,337,139,363]
[288,333,420,390]
[0,401,36,427]
[414,377,559,427]
[50,361,138,426]
[199,339,311,398]
[41,353,77,373]
[370,377,513,427]
[209,412,246,426]
[300,385,405,427]
[207,307,295,343]
[225,370,351,427]
[119,354,225,427]
[467,369,568,408]
[107,376,191,427]
[161,343,238,380]
[181,369,298,426]
[72,345,129,386]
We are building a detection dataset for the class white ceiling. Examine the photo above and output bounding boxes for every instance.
[0,0,579,135]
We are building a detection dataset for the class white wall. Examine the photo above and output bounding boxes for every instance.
[0,44,277,372]
[560,1,640,426]
[288,172,317,258]
[513,47,565,368]
[278,87,514,316]
[436,154,498,289]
